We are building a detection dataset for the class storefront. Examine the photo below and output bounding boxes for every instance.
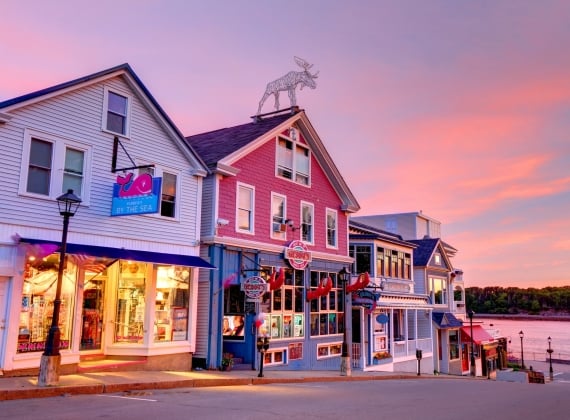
[4,238,214,375]
[460,324,494,376]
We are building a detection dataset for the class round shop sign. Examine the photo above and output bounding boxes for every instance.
[284,240,312,270]
[241,276,267,300]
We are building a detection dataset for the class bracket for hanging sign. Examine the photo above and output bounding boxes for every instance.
[111,136,155,173]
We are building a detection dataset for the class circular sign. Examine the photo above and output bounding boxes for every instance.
[242,276,267,300]
[285,240,311,270]
[376,314,389,324]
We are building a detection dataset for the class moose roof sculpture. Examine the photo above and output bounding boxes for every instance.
[257,57,319,115]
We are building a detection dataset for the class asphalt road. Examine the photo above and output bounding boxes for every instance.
[2,377,570,420]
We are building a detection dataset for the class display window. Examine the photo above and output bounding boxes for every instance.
[115,261,147,343]
[309,270,343,336]
[154,265,190,342]
[18,253,77,353]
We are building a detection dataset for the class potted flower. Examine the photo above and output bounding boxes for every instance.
[221,353,234,371]
[373,351,391,364]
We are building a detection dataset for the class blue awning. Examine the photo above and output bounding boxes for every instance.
[20,238,216,269]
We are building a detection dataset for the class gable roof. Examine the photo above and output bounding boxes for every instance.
[432,312,463,329]
[186,107,360,213]
[408,237,456,270]
[0,63,208,175]
[349,219,415,248]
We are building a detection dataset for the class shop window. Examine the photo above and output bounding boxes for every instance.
[18,252,77,354]
[115,261,147,343]
[259,267,304,339]
[309,270,342,337]
[154,265,191,342]
[263,348,286,366]
[317,343,342,359]
[449,330,460,360]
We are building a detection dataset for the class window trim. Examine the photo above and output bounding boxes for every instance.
[325,208,338,249]
[102,87,131,138]
[300,201,314,245]
[236,182,255,234]
[270,192,287,240]
[19,128,92,205]
[275,135,311,186]
[138,163,181,221]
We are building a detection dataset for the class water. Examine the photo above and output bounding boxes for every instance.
[478,317,570,362]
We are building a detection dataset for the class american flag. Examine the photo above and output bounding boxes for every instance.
[69,254,107,274]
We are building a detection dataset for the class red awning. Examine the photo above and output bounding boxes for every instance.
[461,325,494,345]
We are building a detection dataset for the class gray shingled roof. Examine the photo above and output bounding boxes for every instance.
[408,238,440,266]
[185,112,293,168]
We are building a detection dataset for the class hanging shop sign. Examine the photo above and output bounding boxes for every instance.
[241,276,268,301]
[284,240,312,270]
[352,290,379,313]
[111,172,162,216]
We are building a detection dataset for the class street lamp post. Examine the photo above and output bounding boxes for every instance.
[38,189,81,387]
[338,267,351,377]
[519,330,525,370]
[547,336,553,381]
[467,310,476,376]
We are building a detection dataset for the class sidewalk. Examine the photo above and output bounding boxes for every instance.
[0,368,429,401]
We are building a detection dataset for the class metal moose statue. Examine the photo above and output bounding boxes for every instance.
[257,57,319,115]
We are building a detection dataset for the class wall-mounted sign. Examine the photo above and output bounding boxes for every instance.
[241,276,267,301]
[111,172,162,216]
[352,290,379,313]
[284,240,312,270]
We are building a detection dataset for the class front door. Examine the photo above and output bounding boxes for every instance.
[80,270,107,351]
[0,277,10,367]
[461,343,469,371]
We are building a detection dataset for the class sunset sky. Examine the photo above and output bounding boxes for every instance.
[2,1,569,288]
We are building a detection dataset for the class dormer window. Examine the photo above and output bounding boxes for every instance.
[276,136,310,185]
[434,253,442,265]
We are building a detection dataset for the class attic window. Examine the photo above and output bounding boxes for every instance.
[103,88,130,137]
[434,253,442,265]
[276,136,310,185]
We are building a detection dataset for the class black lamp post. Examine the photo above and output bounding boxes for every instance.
[338,267,351,377]
[519,330,525,370]
[547,336,553,381]
[257,336,270,377]
[467,310,476,376]
[38,189,81,386]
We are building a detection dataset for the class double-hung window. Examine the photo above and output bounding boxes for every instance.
[20,129,91,203]
[301,202,314,244]
[237,183,254,233]
[139,166,179,218]
[271,193,286,240]
[276,136,310,185]
[103,88,130,137]
[429,277,447,305]
[326,209,337,248]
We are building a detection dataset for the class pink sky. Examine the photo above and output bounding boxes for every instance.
[2,1,569,288]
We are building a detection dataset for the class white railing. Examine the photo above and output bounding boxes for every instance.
[393,338,432,358]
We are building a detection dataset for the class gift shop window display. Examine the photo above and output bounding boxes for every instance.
[259,267,305,339]
[18,253,77,354]
[309,271,343,337]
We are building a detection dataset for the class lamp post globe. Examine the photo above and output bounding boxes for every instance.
[38,189,81,387]
[467,310,476,376]
[338,267,351,377]
[519,330,525,370]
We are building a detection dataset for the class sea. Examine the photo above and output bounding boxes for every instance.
[476,317,570,362]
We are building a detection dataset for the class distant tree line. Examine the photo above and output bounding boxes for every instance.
[465,286,570,315]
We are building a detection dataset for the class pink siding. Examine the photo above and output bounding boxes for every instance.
[216,134,347,255]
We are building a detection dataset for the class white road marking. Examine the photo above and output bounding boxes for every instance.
[97,394,157,402]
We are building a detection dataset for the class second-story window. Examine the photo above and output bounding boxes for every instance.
[237,183,254,233]
[301,202,314,243]
[429,277,447,305]
[349,245,371,274]
[326,209,337,248]
[140,166,178,218]
[271,193,286,240]
[276,137,310,185]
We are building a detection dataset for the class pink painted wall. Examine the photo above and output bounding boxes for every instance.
[216,131,348,255]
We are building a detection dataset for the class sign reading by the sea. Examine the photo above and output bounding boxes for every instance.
[241,276,268,301]
[111,172,162,216]
[284,240,312,269]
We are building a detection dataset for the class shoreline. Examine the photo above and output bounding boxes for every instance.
[474,313,570,321]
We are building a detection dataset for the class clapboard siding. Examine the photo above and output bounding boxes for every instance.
[0,73,202,252]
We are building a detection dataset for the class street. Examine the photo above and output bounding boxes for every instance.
[2,378,570,420]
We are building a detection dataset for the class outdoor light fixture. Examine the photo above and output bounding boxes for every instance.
[547,336,553,381]
[519,330,525,370]
[338,267,351,377]
[38,189,81,386]
[467,310,476,376]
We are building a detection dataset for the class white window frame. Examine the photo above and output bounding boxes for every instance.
[316,342,343,360]
[271,193,287,240]
[263,347,287,366]
[429,276,447,306]
[275,136,311,186]
[102,87,131,138]
[236,182,255,234]
[325,208,338,249]
[139,164,181,220]
[19,128,92,205]
[300,201,314,244]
